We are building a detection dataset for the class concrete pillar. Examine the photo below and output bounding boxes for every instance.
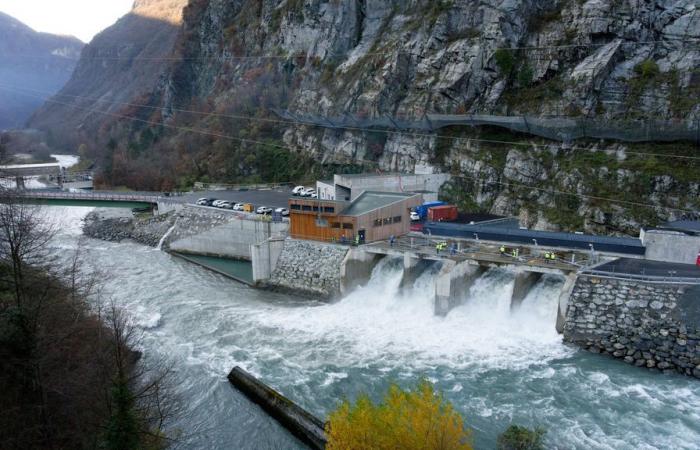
[252,237,285,283]
[510,271,542,310]
[400,254,429,289]
[556,274,578,334]
[340,249,382,295]
[434,260,485,316]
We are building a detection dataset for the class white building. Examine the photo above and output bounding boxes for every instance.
[316,172,451,203]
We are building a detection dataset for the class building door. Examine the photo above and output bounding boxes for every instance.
[358,229,366,244]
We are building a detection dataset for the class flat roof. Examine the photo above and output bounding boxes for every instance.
[316,179,334,185]
[660,220,700,232]
[336,172,409,179]
[342,191,418,216]
[423,221,646,255]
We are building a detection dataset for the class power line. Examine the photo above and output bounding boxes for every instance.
[5,37,700,62]
[2,83,698,162]
[456,174,697,214]
[1,85,694,215]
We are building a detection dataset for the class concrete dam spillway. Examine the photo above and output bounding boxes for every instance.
[333,256,566,357]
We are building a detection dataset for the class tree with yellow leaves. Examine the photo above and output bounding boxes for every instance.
[325,380,472,450]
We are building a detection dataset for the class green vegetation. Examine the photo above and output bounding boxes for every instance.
[494,48,516,76]
[497,425,546,450]
[516,64,534,87]
[326,380,472,450]
[633,59,660,79]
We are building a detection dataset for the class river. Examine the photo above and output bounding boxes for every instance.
[46,206,700,450]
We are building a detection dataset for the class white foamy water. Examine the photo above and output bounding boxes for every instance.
[253,258,569,371]
[45,207,700,450]
[51,154,80,169]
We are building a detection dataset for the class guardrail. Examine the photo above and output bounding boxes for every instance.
[579,269,700,285]
[193,181,298,191]
[274,109,700,144]
[8,191,165,204]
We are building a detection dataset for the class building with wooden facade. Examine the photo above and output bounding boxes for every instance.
[289,191,422,243]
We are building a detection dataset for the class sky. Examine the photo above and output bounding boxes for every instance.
[0,0,134,42]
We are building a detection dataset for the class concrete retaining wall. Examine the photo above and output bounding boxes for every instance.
[252,237,286,283]
[265,239,349,299]
[167,206,288,260]
[564,275,700,378]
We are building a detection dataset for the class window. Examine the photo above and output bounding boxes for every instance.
[324,207,335,213]
[331,222,340,229]
[382,217,392,225]
[291,204,301,210]
[302,205,312,211]
[342,223,354,230]
[312,206,319,212]
[393,216,402,223]
[373,219,382,227]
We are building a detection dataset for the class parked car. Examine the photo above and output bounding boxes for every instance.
[211,199,225,207]
[410,211,420,221]
[301,188,316,197]
[232,203,245,211]
[291,185,306,196]
[218,201,233,209]
[256,206,273,215]
[275,207,289,217]
[196,198,212,206]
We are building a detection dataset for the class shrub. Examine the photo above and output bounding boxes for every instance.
[633,59,660,79]
[497,425,546,450]
[517,64,534,87]
[494,49,515,75]
[326,380,472,450]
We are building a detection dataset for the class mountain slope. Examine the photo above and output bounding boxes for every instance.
[29,0,188,151]
[0,12,83,130]
[30,0,700,233]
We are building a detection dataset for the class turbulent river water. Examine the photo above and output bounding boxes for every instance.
[47,206,700,450]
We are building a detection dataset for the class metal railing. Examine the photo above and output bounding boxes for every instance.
[193,181,297,191]
[9,190,164,204]
[579,269,700,285]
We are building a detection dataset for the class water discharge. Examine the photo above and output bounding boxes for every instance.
[45,207,700,449]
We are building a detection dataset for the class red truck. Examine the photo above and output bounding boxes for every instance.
[427,205,458,222]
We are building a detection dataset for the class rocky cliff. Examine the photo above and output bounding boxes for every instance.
[0,12,83,130]
[29,0,188,153]
[31,0,700,234]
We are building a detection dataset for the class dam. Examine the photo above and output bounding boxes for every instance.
[252,231,700,379]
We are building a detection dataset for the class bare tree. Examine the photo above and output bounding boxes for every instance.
[103,300,182,449]
[0,191,56,309]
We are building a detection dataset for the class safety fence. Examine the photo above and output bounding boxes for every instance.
[579,269,700,285]
[274,109,700,144]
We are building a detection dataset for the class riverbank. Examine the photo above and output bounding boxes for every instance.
[82,209,176,247]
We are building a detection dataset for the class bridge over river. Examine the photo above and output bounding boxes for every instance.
[1,190,184,213]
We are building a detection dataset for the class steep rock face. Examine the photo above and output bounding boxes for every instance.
[0,12,83,130]
[28,0,188,151]
[30,0,700,233]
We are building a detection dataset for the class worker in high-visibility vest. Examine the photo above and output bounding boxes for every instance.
[500,245,506,255]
